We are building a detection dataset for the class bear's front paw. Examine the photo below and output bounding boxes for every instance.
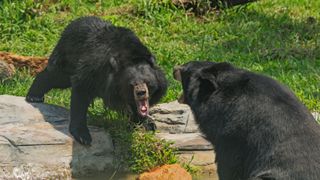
[143,121,157,131]
[69,125,92,146]
[26,95,44,103]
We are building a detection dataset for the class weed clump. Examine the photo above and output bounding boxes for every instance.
[129,130,178,173]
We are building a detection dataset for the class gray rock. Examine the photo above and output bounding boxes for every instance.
[150,101,199,133]
[0,95,114,179]
[156,133,213,151]
[0,60,14,81]
[313,112,320,122]
[151,101,217,175]
[178,150,215,167]
[179,150,218,178]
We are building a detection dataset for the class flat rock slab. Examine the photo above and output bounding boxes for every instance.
[0,95,114,179]
[179,150,216,172]
[156,133,213,151]
[156,133,217,174]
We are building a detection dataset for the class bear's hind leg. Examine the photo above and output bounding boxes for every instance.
[26,68,71,102]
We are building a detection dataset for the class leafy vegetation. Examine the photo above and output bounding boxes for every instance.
[0,0,319,174]
[128,130,178,173]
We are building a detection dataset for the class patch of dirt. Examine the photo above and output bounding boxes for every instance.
[0,52,48,75]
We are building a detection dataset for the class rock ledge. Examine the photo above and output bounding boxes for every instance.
[0,95,114,179]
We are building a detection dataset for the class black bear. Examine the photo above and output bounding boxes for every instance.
[26,16,167,145]
[174,61,320,180]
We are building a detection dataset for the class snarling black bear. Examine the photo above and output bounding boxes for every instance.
[174,61,320,180]
[26,16,167,145]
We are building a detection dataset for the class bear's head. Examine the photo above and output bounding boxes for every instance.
[106,54,167,120]
[123,60,167,118]
[173,61,253,138]
[173,61,250,106]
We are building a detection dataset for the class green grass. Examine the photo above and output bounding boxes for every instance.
[0,0,319,173]
[0,0,319,110]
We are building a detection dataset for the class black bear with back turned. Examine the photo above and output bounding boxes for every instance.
[174,61,320,180]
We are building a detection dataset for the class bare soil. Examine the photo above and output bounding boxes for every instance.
[0,51,48,75]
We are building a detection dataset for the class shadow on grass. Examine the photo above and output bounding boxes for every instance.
[194,9,319,62]
[180,8,320,110]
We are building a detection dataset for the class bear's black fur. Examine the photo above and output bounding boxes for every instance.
[174,61,320,180]
[26,16,167,145]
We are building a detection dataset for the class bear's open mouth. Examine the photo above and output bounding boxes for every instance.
[134,83,150,117]
[137,99,149,117]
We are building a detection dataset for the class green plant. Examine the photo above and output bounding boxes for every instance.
[128,130,178,173]
[181,155,201,175]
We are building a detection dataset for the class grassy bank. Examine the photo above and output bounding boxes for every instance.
[0,0,319,173]
[1,0,319,110]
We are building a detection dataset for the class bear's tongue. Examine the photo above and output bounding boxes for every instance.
[138,100,149,117]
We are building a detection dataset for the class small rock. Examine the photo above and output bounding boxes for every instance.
[0,60,15,81]
[137,164,192,180]
[150,101,199,133]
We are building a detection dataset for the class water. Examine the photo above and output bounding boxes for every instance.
[75,172,137,180]
[194,174,219,180]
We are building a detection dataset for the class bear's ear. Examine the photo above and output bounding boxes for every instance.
[201,62,234,77]
[195,62,233,102]
[198,72,218,90]
[147,56,156,67]
[110,56,119,72]
[196,68,219,102]
[201,62,250,89]
[198,63,227,90]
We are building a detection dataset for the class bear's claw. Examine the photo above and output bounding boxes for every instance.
[69,125,92,146]
[26,96,44,103]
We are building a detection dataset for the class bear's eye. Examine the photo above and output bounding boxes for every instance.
[146,83,156,96]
